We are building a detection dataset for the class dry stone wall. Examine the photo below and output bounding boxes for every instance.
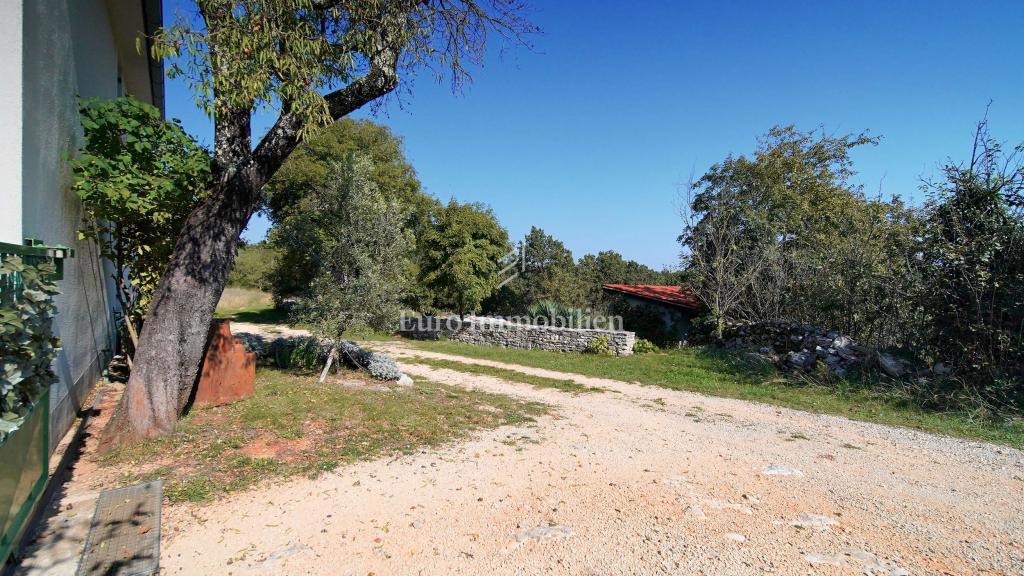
[399,316,636,356]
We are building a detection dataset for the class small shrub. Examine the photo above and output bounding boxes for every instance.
[584,335,612,355]
[633,338,659,354]
[265,336,326,371]
[338,340,403,380]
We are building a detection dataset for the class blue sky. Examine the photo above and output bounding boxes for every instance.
[164,0,1024,269]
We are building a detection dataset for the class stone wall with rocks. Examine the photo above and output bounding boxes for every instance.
[399,316,636,356]
[721,320,870,378]
[721,320,924,381]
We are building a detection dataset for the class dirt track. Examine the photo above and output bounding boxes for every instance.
[159,340,1024,575]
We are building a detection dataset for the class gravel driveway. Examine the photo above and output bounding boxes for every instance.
[160,340,1024,575]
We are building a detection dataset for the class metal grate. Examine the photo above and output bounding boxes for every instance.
[76,481,163,576]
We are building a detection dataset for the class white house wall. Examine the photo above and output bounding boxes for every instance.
[0,1,23,244]
[22,0,125,451]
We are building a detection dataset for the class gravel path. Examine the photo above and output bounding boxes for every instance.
[159,339,1024,575]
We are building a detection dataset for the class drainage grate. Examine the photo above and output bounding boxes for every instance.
[76,481,162,576]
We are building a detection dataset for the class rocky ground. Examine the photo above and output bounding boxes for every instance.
[151,338,1023,575]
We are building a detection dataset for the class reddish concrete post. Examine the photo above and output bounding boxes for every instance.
[194,320,256,407]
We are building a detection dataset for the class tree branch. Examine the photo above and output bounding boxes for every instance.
[252,45,400,187]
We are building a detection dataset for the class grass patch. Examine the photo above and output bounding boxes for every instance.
[102,368,548,503]
[215,287,287,324]
[406,339,1024,448]
[406,355,601,394]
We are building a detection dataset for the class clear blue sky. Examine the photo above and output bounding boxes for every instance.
[163,0,1024,269]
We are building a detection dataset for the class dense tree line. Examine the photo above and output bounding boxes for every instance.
[680,122,1024,412]
[238,119,678,333]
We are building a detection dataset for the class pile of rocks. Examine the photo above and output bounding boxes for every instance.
[721,320,872,378]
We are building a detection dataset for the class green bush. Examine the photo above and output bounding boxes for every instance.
[633,338,659,354]
[72,96,209,326]
[917,123,1024,410]
[228,242,281,291]
[268,337,325,371]
[1,257,61,439]
[584,335,612,355]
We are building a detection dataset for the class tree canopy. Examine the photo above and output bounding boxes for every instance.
[106,0,534,445]
[263,118,437,304]
[278,155,412,339]
[71,97,210,360]
[420,200,510,316]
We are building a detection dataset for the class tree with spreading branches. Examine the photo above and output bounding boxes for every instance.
[103,0,536,446]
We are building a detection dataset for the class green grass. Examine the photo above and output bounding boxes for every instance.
[216,306,290,324]
[102,367,548,502]
[406,339,1024,448]
[406,355,602,394]
[214,287,287,324]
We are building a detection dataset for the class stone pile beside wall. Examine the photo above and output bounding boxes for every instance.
[721,320,871,378]
[714,320,930,381]
[399,316,636,356]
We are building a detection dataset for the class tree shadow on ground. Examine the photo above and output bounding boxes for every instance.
[216,307,289,325]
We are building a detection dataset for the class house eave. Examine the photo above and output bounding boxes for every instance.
[142,0,164,116]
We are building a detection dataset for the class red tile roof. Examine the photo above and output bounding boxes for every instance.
[602,284,700,309]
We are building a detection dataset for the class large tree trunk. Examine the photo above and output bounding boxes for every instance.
[102,177,258,446]
[99,20,401,448]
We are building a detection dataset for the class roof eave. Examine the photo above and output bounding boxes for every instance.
[142,0,164,116]
[601,286,700,311]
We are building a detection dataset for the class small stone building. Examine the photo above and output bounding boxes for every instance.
[602,284,701,344]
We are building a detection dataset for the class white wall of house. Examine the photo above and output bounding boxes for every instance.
[0,0,23,244]
[12,0,159,450]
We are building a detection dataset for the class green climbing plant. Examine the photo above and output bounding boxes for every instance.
[71,96,210,362]
[0,257,61,440]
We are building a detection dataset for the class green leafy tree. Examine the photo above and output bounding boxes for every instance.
[277,156,411,343]
[484,226,585,314]
[420,200,510,317]
[265,118,431,222]
[263,118,438,306]
[227,242,281,292]
[918,119,1024,410]
[71,97,210,362]
[679,126,901,340]
[521,227,583,305]
[106,0,535,445]
[786,197,923,348]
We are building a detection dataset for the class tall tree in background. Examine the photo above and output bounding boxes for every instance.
[264,118,437,305]
[280,156,411,341]
[226,242,281,292]
[679,126,910,341]
[105,0,535,445]
[484,227,584,314]
[420,200,510,317]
